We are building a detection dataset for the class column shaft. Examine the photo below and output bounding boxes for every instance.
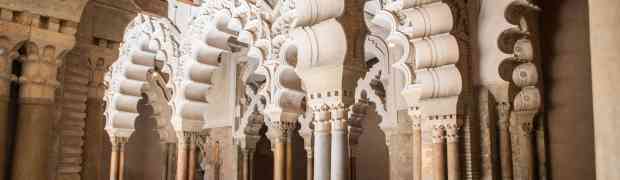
[447,128,460,180]
[314,128,331,180]
[0,97,8,180]
[242,149,253,180]
[432,128,446,180]
[523,133,535,180]
[176,142,189,180]
[11,99,54,180]
[274,141,286,180]
[499,123,513,180]
[119,143,126,180]
[307,152,314,180]
[188,140,197,180]
[286,134,293,180]
[110,144,120,180]
[413,126,422,180]
[498,105,513,180]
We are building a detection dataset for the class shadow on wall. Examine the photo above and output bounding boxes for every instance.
[125,95,164,179]
[539,0,595,179]
[357,110,389,180]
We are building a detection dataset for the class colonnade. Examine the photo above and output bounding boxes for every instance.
[0,10,76,178]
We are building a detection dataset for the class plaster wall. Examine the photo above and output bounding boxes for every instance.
[539,0,596,179]
[588,0,620,179]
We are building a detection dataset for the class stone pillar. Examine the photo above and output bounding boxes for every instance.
[497,103,513,180]
[446,125,460,180]
[109,136,128,180]
[432,126,446,180]
[11,97,55,180]
[10,43,62,180]
[313,106,331,180]
[330,104,348,180]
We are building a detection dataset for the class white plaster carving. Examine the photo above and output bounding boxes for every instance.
[104,14,180,138]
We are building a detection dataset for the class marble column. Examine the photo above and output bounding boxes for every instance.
[176,132,192,180]
[409,107,422,180]
[432,126,446,180]
[313,106,331,180]
[267,127,287,180]
[446,125,460,180]
[306,148,314,180]
[497,103,513,180]
[330,105,348,180]
[109,136,128,180]
[286,131,294,180]
[188,137,198,180]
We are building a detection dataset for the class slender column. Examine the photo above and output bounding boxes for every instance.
[268,128,287,180]
[109,136,128,180]
[307,149,314,180]
[300,113,314,180]
[511,111,536,180]
[313,106,331,180]
[286,131,294,180]
[410,107,422,180]
[241,148,255,180]
[176,132,192,180]
[330,104,348,180]
[119,142,127,180]
[446,124,460,180]
[497,103,513,180]
[432,126,446,180]
[188,136,198,180]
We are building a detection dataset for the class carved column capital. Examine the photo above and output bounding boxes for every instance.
[312,104,332,132]
[110,136,129,150]
[266,121,296,144]
[330,103,349,131]
[176,131,202,146]
[408,106,423,130]
[431,125,446,144]
[445,123,460,143]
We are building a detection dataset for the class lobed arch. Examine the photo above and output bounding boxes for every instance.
[103,14,180,140]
